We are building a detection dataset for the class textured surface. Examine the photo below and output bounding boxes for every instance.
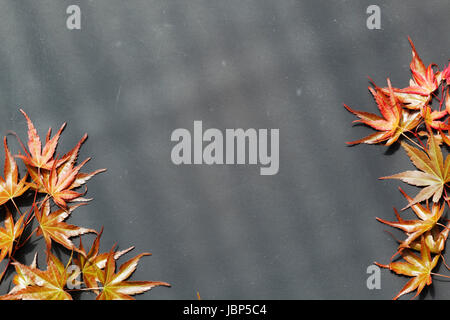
[0,0,449,299]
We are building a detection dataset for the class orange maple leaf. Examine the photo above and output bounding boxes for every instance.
[381,132,450,206]
[344,79,420,145]
[0,207,25,263]
[95,250,170,300]
[16,109,66,170]
[7,253,37,295]
[376,188,444,251]
[0,137,29,206]
[405,37,441,97]
[28,156,105,209]
[1,253,72,300]
[26,134,106,208]
[35,199,96,254]
[74,228,133,292]
[409,221,450,254]
[375,237,439,300]
[421,106,449,131]
[380,38,442,112]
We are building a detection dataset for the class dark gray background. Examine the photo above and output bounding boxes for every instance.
[0,0,448,300]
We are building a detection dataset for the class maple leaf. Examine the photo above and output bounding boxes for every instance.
[380,132,450,206]
[1,253,72,300]
[40,158,89,209]
[0,137,29,206]
[376,188,444,250]
[439,129,450,147]
[421,106,449,131]
[409,222,450,254]
[95,250,170,300]
[16,109,66,170]
[375,237,439,300]
[404,37,440,97]
[0,207,25,263]
[26,137,106,208]
[380,87,431,111]
[74,228,133,292]
[344,79,421,145]
[50,132,105,190]
[35,199,96,254]
[27,156,105,209]
[8,253,37,295]
[379,38,441,111]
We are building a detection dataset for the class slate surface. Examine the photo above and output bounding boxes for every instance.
[0,0,449,299]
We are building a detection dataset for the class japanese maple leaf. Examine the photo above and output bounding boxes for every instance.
[0,208,25,263]
[380,132,450,206]
[1,253,72,300]
[8,253,37,295]
[380,87,430,110]
[375,237,439,300]
[403,37,440,97]
[421,106,449,131]
[27,139,106,209]
[35,199,96,254]
[0,137,29,206]
[344,79,420,145]
[379,38,441,110]
[439,129,450,147]
[28,156,105,209]
[409,222,450,254]
[16,109,66,170]
[95,250,170,300]
[54,133,106,191]
[74,228,133,292]
[376,188,444,250]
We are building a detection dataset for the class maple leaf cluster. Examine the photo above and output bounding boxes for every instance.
[345,38,450,300]
[0,110,169,300]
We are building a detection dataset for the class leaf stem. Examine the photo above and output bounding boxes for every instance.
[440,254,450,271]
[66,287,103,292]
[431,272,450,279]
[10,199,22,217]
[401,132,425,150]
